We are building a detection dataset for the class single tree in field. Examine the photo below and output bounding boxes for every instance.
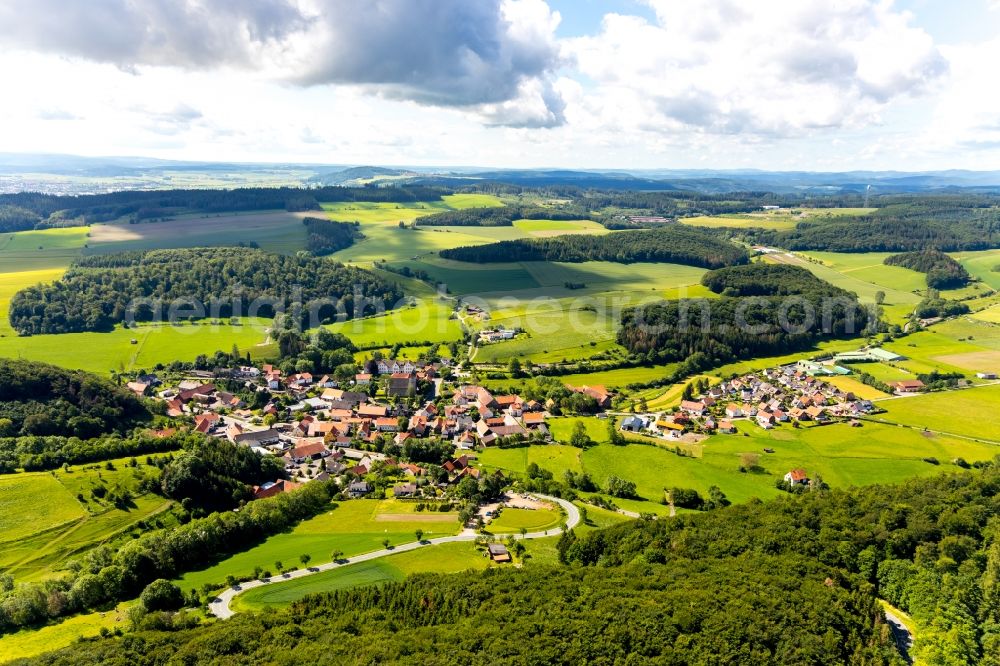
[875,290,886,305]
[569,420,591,448]
[608,418,626,446]
[415,529,424,543]
[331,549,343,562]
[382,537,391,549]
[299,553,311,567]
[274,560,283,573]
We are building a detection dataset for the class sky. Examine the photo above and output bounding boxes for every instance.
[1,0,1000,171]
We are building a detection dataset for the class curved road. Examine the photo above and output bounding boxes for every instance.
[209,494,580,619]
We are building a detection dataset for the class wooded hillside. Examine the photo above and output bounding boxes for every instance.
[27,462,1000,665]
[618,263,871,364]
[0,359,150,438]
[884,249,971,289]
[8,248,402,335]
[439,226,749,269]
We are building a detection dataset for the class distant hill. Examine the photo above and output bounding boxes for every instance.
[308,166,415,186]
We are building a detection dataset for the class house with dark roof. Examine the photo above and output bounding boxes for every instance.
[487,543,511,562]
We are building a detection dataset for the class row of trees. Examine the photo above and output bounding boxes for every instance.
[440,225,749,269]
[0,431,184,474]
[9,247,402,335]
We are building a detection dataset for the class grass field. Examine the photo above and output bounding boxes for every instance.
[0,603,129,663]
[489,506,563,533]
[680,207,876,231]
[881,329,1000,376]
[953,248,1000,290]
[875,384,1000,442]
[231,541,489,613]
[0,455,177,582]
[0,318,271,373]
[327,300,462,347]
[323,194,505,266]
[0,227,89,272]
[0,227,90,337]
[481,414,999,508]
[511,219,609,237]
[0,473,84,543]
[177,499,462,594]
[767,252,921,323]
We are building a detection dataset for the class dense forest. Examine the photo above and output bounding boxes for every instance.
[0,185,449,231]
[0,359,150,438]
[160,438,286,511]
[303,217,362,255]
[440,226,749,269]
[884,249,971,289]
[561,463,1000,665]
[28,463,1000,664]
[8,248,402,335]
[746,198,1000,252]
[617,264,871,364]
[414,204,587,226]
[21,555,894,665]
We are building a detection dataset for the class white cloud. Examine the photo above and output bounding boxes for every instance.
[0,0,566,128]
[564,0,946,139]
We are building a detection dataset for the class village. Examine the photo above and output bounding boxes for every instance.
[123,354,585,536]
[121,344,974,522]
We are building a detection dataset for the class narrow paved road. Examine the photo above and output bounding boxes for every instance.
[883,607,914,663]
[209,495,580,619]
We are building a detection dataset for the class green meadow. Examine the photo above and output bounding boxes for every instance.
[875,384,1000,442]
[231,541,489,613]
[480,417,997,507]
[488,506,563,533]
[327,300,462,348]
[0,603,131,663]
[680,207,876,231]
[0,318,271,373]
[177,499,462,594]
[0,454,177,582]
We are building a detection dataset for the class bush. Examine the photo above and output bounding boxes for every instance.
[140,579,184,612]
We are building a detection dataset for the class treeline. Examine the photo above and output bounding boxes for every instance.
[303,217,362,256]
[748,197,1000,251]
[24,553,896,665]
[414,204,585,226]
[0,359,150,438]
[0,431,185,474]
[618,264,871,365]
[884,249,971,289]
[914,295,971,319]
[561,462,1000,665]
[0,186,449,230]
[440,226,749,269]
[8,248,402,335]
[0,481,337,633]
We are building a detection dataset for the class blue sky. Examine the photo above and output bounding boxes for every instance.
[0,0,998,170]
